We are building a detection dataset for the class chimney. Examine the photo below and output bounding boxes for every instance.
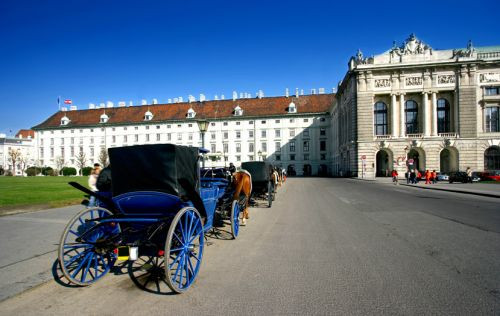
[141,99,147,105]
[285,88,289,97]
[239,92,244,99]
[178,96,183,103]
[61,106,68,111]
[118,101,126,107]
[258,90,264,99]
[199,94,206,102]
[128,101,133,106]
[168,98,172,103]
[173,97,179,103]
[152,98,158,104]
[332,87,337,93]
[99,102,105,108]
[295,88,299,98]
[318,88,325,94]
[70,105,77,111]
[89,103,96,109]
[188,95,196,103]
[106,101,114,108]
[232,91,237,100]
[300,89,304,95]
[311,89,316,95]
[221,94,225,100]
[214,95,219,100]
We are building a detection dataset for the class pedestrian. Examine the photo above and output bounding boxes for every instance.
[466,167,472,183]
[392,169,399,184]
[432,170,437,184]
[228,162,236,174]
[88,165,101,207]
[405,169,410,184]
[410,170,416,184]
[425,170,431,184]
[417,170,422,183]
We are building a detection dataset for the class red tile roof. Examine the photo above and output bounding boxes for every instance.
[15,129,35,138]
[32,94,334,130]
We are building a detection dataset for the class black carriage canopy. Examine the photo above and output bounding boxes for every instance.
[240,161,272,182]
[108,144,200,198]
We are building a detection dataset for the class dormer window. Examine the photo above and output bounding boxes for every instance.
[100,113,109,123]
[187,108,196,119]
[60,115,70,126]
[288,101,297,113]
[144,110,153,121]
[234,105,243,116]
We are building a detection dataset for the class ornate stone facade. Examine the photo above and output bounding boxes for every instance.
[334,35,500,177]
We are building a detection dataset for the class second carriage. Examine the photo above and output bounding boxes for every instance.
[241,161,276,208]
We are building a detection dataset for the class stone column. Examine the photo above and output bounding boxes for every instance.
[400,93,405,137]
[391,94,397,137]
[431,91,438,136]
[422,92,429,137]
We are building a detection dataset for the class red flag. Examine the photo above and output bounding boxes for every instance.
[64,99,72,104]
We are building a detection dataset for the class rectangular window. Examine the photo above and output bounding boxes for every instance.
[146,125,150,130]
[71,137,74,144]
[157,125,161,129]
[236,143,241,153]
[320,128,326,136]
[211,122,215,126]
[50,138,54,145]
[290,129,295,137]
[211,132,216,140]
[275,129,280,138]
[224,131,228,139]
[320,153,326,160]
[290,119,295,123]
[90,147,94,157]
[236,155,241,162]
[303,141,309,152]
[157,134,161,141]
[485,106,500,132]
[304,154,309,160]
[61,147,65,157]
[275,120,280,123]
[290,141,296,152]
[188,133,193,141]
[146,134,150,142]
[177,133,182,141]
[303,118,309,122]
[223,122,228,126]
[40,148,44,157]
[249,155,254,161]
[236,131,241,139]
[135,126,138,130]
[275,142,281,152]
[320,140,326,151]
[40,139,44,146]
[211,143,216,153]
[303,129,309,138]
[249,142,254,153]
[167,133,172,141]
[249,130,254,138]
[249,121,254,125]
[112,135,116,143]
[188,124,192,127]
[123,135,128,143]
[276,154,281,161]
[71,147,74,156]
[236,121,240,125]
[290,154,295,161]
[485,87,500,96]
[261,142,267,152]
[261,130,266,138]
[261,120,266,124]
[123,127,127,131]
[50,147,54,158]
[135,134,139,142]
[223,143,228,153]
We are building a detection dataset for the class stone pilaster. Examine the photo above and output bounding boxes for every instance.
[399,93,405,137]
[431,92,438,136]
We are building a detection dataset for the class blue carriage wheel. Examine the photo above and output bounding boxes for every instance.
[230,200,240,239]
[58,207,120,286]
[164,207,204,293]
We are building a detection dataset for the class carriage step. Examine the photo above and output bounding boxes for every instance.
[114,246,138,261]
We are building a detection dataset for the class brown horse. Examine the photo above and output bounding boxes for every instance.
[232,170,252,225]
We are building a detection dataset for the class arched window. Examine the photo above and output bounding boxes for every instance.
[405,100,419,134]
[484,146,500,171]
[437,98,451,133]
[373,102,388,135]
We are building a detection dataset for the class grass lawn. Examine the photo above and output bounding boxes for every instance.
[0,176,89,209]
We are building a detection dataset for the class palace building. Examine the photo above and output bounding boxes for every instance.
[332,34,500,177]
[32,93,333,176]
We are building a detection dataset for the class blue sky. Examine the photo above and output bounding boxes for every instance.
[0,0,499,135]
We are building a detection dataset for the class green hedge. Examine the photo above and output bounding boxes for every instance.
[61,167,77,176]
[26,167,42,176]
[81,166,93,176]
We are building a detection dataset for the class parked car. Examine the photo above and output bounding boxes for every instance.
[471,172,481,182]
[449,171,480,183]
[481,171,500,181]
[436,172,449,181]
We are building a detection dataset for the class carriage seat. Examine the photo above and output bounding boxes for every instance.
[112,191,185,216]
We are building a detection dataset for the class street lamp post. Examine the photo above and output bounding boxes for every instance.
[197,120,209,168]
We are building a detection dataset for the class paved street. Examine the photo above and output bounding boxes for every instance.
[0,178,499,315]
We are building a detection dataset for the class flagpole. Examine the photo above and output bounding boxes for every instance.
[58,96,61,111]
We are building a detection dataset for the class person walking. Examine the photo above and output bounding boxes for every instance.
[425,170,431,184]
[432,170,437,184]
[410,170,416,184]
[466,167,473,183]
[405,169,410,184]
[392,169,399,185]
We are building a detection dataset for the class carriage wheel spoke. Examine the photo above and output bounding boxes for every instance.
[71,252,91,279]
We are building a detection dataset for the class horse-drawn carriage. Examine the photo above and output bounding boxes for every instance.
[241,161,275,208]
[58,144,244,293]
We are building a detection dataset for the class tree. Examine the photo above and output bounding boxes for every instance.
[18,152,32,176]
[76,151,87,175]
[7,148,22,176]
[55,156,65,175]
[98,147,109,167]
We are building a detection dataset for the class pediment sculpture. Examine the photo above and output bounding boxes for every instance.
[390,34,433,58]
